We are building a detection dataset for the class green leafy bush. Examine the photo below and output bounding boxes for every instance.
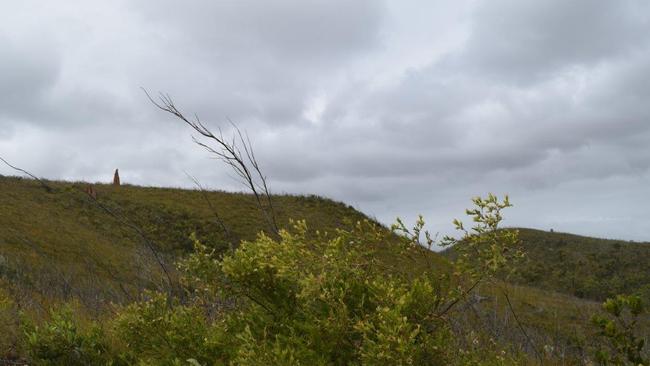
[23,306,113,365]
[110,194,521,365]
[113,291,225,365]
[0,287,20,359]
[592,295,648,365]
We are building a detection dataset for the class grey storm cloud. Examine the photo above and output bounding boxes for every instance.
[0,35,60,124]
[457,0,650,84]
[1,0,650,242]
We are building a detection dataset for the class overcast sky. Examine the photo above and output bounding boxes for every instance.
[1,0,650,242]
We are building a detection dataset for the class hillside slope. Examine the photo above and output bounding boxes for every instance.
[441,228,650,362]
[1,175,433,311]
[508,228,650,302]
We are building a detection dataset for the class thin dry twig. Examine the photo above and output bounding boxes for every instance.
[143,89,279,236]
[78,186,175,295]
[502,288,544,364]
[184,171,235,249]
[437,275,485,318]
[0,156,53,192]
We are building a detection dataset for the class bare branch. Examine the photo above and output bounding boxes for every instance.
[437,275,485,318]
[184,171,236,250]
[78,185,175,295]
[502,288,544,364]
[0,156,53,192]
[144,89,279,236]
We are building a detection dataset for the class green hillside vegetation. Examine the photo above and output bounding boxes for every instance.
[507,228,650,303]
[0,176,648,364]
[442,228,650,363]
[1,175,433,311]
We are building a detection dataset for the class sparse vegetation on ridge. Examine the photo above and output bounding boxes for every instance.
[506,228,650,303]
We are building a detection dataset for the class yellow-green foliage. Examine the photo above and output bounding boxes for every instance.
[592,295,648,365]
[106,195,523,365]
[113,292,223,365]
[23,306,112,366]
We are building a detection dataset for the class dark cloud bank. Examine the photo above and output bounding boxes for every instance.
[1,0,650,242]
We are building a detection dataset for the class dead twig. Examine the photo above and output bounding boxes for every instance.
[184,171,235,250]
[0,156,53,192]
[78,186,175,296]
[143,89,279,237]
[502,288,544,364]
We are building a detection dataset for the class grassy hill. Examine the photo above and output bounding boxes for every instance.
[442,227,650,303]
[0,175,415,313]
[435,228,650,363]
[507,228,650,303]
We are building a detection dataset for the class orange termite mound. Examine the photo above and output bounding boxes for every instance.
[85,185,97,199]
[113,169,120,186]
